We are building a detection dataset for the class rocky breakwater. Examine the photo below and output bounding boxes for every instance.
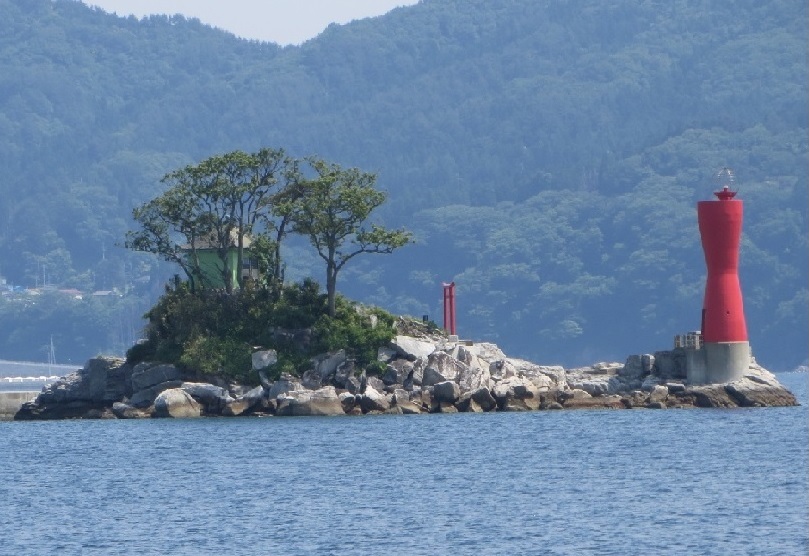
[14,331,798,420]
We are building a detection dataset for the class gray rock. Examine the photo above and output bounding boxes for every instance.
[492,376,540,411]
[471,387,497,411]
[397,401,423,414]
[410,358,426,386]
[377,346,398,363]
[339,392,357,413]
[267,375,304,399]
[227,386,271,416]
[367,376,386,393]
[666,382,686,394]
[222,399,251,416]
[389,336,436,361]
[382,360,412,386]
[276,386,345,416]
[301,368,324,390]
[460,342,508,362]
[558,388,592,403]
[620,355,646,379]
[360,385,390,413]
[422,352,466,386]
[240,385,267,406]
[685,385,739,408]
[154,389,202,418]
[457,387,497,412]
[433,380,460,403]
[38,357,128,405]
[566,371,616,396]
[457,356,491,394]
[332,360,355,389]
[642,354,655,374]
[641,375,663,392]
[128,380,184,408]
[649,385,669,404]
[392,389,410,405]
[111,401,149,419]
[131,363,182,392]
[344,376,361,395]
[725,374,798,407]
[561,395,625,410]
[251,349,278,371]
[311,350,347,383]
[180,382,234,413]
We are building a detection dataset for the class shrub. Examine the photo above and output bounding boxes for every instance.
[134,278,396,380]
[179,335,252,380]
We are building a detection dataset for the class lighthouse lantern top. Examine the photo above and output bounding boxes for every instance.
[712,167,737,201]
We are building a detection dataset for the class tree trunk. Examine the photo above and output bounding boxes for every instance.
[326,263,337,317]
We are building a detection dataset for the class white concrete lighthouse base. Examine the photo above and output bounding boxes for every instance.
[686,341,750,385]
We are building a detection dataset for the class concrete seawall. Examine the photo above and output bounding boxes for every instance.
[0,392,39,420]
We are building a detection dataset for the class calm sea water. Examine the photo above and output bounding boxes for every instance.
[1,373,806,556]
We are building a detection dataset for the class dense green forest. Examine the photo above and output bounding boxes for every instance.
[0,0,806,369]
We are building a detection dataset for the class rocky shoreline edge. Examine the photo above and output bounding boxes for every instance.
[12,330,799,420]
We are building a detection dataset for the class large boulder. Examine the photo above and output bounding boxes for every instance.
[153,389,202,418]
[682,385,739,408]
[128,380,184,408]
[507,359,565,391]
[459,342,508,362]
[391,389,422,414]
[309,350,347,387]
[724,364,798,407]
[456,353,492,393]
[456,387,497,412]
[566,371,622,396]
[433,380,460,403]
[251,349,278,371]
[131,363,182,392]
[360,385,390,413]
[180,382,234,414]
[382,359,413,386]
[389,336,436,361]
[276,386,345,416]
[267,374,304,399]
[560,394,625,410]
[111,402,149,419]
[422,352,466,386]
[332,360,356,389]
[223,385,268,416]
[339,392,357,413]
[492,376,540,411]
[620,355,654,380]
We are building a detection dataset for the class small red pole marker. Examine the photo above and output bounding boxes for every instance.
[442,281,456,336]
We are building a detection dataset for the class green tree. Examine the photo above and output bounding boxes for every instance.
[125,148,298,293]
[291,158,412,317]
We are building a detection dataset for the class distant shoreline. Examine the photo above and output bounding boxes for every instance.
[0,360,79,378]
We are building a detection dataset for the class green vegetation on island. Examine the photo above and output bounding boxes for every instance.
[125,148,412,382]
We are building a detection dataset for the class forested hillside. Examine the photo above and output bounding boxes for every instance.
[0,0,806,368]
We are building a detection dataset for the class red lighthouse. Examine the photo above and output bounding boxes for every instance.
[688,168,750,384]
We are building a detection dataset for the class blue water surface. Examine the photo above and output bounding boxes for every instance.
[1,373,806,556]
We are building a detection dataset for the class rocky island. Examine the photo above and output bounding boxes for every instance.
[13,318,798,420]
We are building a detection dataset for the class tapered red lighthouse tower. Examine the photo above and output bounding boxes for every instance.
[687,168,750,384]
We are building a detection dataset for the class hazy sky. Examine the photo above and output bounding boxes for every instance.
[84,0,419,45]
